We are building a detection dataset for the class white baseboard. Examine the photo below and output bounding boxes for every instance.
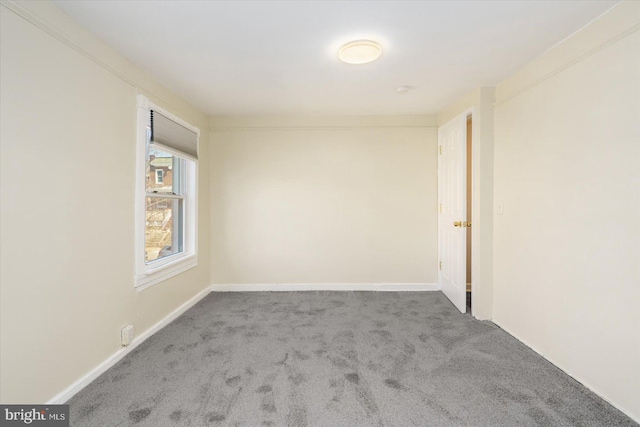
[210,283,440,292]
[492,319,639,424]
[47,285,214,404]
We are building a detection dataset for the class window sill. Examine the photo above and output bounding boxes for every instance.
[135,254,197,292]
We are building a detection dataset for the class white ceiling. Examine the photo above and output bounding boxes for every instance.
[53,0,618,116]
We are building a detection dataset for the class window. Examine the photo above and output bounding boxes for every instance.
[135,95,199,290]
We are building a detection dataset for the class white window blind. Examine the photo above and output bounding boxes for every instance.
[150,110,198,160]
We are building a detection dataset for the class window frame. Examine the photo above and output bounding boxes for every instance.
[155,168,164,184]
[135,95,199,291]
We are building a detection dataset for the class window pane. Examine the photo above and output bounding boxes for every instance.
[145,197,184,263]
[146,148,180,194]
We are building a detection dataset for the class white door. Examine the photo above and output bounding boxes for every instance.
[438,113,468,313]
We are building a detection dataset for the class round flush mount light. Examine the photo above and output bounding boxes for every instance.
[338,40,382,64]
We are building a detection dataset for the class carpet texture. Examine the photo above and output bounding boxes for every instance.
[68,292,636,426]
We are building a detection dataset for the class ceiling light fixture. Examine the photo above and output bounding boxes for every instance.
[338,40,382,65]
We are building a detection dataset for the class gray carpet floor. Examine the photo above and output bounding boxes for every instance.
[68,292,636,426]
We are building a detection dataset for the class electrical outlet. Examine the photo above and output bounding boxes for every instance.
[121,325,134,346]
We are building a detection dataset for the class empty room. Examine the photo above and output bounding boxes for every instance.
[1,0,638,426]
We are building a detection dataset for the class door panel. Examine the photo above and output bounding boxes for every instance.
[438,114,467,313]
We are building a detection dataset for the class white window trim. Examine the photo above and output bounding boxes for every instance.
[155,169,164,184]
[135,95,199,291]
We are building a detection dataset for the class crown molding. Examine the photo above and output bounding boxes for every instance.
[495,1,640,106]
[210,115,439,131]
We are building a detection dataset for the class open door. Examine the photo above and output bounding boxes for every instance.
[438,113,468,313]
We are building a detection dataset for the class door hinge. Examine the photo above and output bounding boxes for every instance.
[439,146,442,154]
[439,261,442,270]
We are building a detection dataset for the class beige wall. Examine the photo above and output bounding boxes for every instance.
[438,87,495,319]
[0,3,210,403]
[492,1,640,420]
[210,117,438,284]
